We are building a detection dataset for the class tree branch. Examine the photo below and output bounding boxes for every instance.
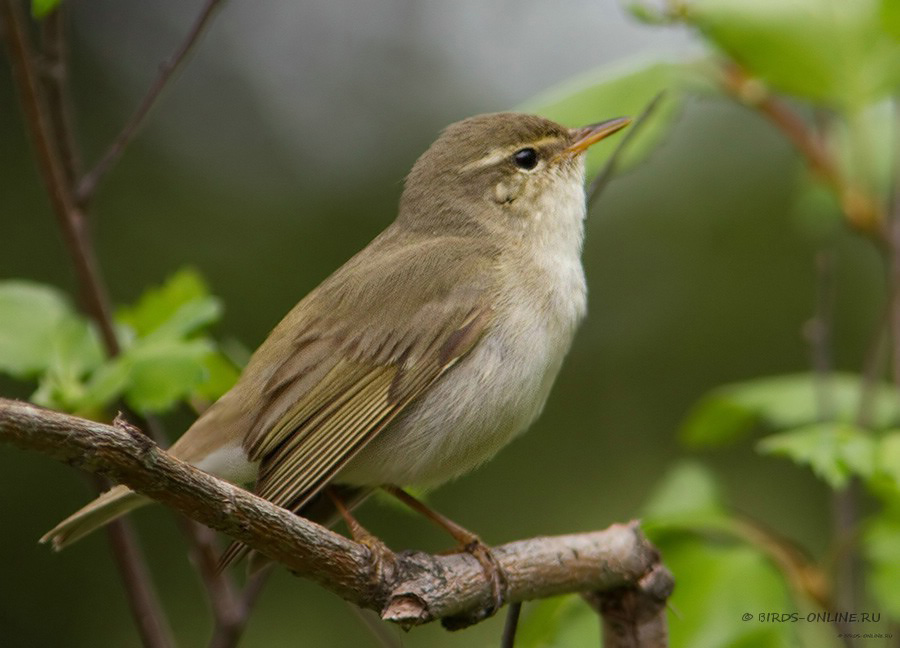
[0,0,119,354]
[0,398,673,636]
[38,7,81,187]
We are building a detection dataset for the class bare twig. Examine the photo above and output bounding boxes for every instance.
[3,3,256,644]
[75,0,225,204]
[0,398,673,638]
[38,7,81,186]
[1,6,178,646]
[587,90,667,209]
[501,601,522,648]
[1,0,119,354]
[104,518,177,648]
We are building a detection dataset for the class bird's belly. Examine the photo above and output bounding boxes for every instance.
[337,306,579,488]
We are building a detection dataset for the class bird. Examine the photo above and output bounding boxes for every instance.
[41,111,629,586]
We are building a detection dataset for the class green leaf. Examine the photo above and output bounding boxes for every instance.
[663,541,801,648]
[0,281,77,377]
[30,317,107,413]
[117,268,220,339]
[862,506,900,618]
[76,358,132,415]
[642,461,733,532]
[757,423,876,489]
[682,373,900,447]
[872,431,900,494]
[122,338,214,413]
[883,0,900,39]
[675,0,900,110]
[517,595,598,648]
[520,60,687,178]
[192,351,240,402]
[31,0,61,19]
[826,99,897,200]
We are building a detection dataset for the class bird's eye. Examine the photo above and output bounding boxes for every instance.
[513,148,539,170]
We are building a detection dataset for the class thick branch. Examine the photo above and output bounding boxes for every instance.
[0,398,672,632]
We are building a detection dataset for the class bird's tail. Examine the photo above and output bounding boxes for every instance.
[40,485,150,550]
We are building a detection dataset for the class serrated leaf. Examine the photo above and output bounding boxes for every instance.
[757,423,876,489]
[520,60,686,178]
[117,268,219,338]
[0,281,77,377]
[676,0,900,110]
[30,317,107,413]
[682,373,900,446]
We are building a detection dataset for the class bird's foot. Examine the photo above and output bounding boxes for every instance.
[382,485,508,616]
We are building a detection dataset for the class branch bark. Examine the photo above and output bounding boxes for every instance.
[0,398,673,637]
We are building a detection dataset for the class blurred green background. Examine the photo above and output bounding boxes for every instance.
[0,0,886,646]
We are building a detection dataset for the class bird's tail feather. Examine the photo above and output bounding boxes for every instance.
[40,485,150,550]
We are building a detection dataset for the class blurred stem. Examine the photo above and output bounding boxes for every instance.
[38,7,81,186]
[501,602,522,648]
[720,62,885,238]
[75,0,224,205]
[587,91,665,210]
[104,514,177,648]
[1,0,119,355]
[2,2,264,646]
[1,3,176,646]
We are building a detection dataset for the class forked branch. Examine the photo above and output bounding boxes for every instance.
[0,398,672,642]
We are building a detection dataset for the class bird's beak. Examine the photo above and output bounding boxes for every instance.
[563,117,631,156]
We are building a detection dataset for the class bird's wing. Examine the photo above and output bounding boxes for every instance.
[218,234,496,567]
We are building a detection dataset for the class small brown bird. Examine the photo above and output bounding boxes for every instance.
[42,112,629,573]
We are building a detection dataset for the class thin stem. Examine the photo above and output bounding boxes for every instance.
[587,91,666,210]
[7,1,269,641]
[501,602,522,648]
[0,0,119,354]
[104,518,177,648]
[76,0,225,205]
[38,7,81,187]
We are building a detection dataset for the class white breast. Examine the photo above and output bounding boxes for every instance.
[339,177,588,488]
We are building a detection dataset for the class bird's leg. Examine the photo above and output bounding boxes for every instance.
[382,485,508,615]
[326,487,394,578]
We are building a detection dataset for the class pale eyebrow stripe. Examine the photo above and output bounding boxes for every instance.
[458,135,564,172]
